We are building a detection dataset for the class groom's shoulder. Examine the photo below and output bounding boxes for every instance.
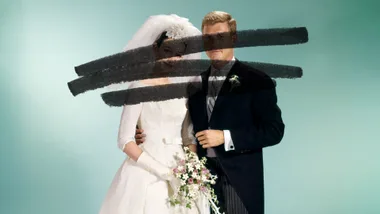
[236,60,276,89]
[236,60,269,79]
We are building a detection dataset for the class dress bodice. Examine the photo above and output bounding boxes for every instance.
[117,81,195,167]
[138,98,187,141]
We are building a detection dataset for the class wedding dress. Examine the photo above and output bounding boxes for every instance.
[99,81,208,214]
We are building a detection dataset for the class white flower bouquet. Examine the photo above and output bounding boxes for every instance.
[169,147,223,214]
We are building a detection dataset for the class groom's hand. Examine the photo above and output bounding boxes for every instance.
[195,130,224,148]
[135,128,146,145]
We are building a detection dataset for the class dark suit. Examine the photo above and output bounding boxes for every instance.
[187,59,285,214]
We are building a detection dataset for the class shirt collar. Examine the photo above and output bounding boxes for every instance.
[210,56,236,76]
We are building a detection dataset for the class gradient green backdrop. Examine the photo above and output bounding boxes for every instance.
[1,0,379,213]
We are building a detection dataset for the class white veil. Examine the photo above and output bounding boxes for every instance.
[108,14,202,91]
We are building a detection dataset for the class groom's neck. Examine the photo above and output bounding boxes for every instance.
[211,54,234,70]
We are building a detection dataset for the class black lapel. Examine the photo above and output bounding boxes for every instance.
[200,67,211,95]
[198,67,211,124]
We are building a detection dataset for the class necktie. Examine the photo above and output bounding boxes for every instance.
[207,73,218,121]
[206,72,218,157]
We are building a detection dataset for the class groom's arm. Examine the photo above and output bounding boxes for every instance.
[228,81,285,152]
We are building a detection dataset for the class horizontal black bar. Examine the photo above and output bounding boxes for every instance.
[67,59,303,97]
[74,27,308,77]
[101,79,278,107]
[101,82,199,106]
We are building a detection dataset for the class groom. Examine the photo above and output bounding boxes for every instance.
[136,11,285,214]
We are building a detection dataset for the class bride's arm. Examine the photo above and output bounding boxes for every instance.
[181,106,197,153]
[118,103,143,161]
[187,144,197,153]
[118,101,176,183]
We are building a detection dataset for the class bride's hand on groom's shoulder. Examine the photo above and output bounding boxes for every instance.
[135,128,146,145]
[195,130,224,148]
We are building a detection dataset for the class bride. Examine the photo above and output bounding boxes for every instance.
[98,14,209,214]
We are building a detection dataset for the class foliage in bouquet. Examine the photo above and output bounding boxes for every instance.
[169,147,218,209]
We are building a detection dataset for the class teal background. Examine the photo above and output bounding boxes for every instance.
[1,0,379,213]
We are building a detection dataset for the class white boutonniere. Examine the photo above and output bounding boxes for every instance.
[229,75,240,91]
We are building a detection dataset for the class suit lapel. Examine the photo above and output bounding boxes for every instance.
[201,67,210,95]
[199,68,211,124]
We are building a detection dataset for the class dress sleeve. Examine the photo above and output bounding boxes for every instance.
[117,102,143,151]
[181,101,197,146]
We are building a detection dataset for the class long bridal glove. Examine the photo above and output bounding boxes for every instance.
[137,152,181,192]
[195,192,211,214]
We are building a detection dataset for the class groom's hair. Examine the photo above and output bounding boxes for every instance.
[202,11,237,35]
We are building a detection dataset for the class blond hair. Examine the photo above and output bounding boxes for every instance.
[202,11,236,35]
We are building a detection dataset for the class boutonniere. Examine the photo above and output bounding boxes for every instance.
[229,75,240,91]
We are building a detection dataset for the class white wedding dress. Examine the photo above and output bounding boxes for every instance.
[99,81,208,214]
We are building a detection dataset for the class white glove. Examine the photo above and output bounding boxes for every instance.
[137,152,181,192]
[170,175,182,193]
[195,193,211,214]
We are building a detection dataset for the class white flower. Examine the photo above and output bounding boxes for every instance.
[180,180,186,186]
[195,164,201,170]
[182,174,189,180]
[186,163,193,169]
[229,75,240,86]
[191,172,198,179]
[177,165,184,171]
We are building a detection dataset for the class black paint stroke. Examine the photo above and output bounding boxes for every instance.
[101,78,277,107]
[74,27,308,77]
[68,26,309,106]
[67,60,303,97]
[101,81,200,106]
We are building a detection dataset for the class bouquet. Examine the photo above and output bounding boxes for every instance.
[169,147,223,214]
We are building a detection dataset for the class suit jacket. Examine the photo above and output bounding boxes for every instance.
[187,59,285,214]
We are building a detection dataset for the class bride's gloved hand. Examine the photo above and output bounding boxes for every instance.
[136,152,181,192]
[195,191,211,214]
[168,175,181,194]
